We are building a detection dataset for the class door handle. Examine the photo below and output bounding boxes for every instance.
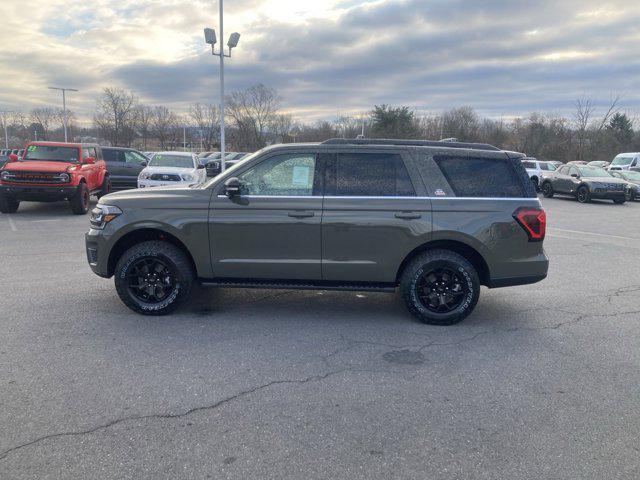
[395,212,422,219]
[288,211,314,218]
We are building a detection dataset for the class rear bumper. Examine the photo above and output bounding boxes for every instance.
[0,184,79,202]
[487,273,547,288]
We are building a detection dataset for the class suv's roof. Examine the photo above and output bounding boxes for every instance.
[101,146,138,151]
[26,141,99,148]
[151,151,194,156]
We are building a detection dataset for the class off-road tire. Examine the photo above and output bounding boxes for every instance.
[97,176,111,199]
[576,186,590,203]
[0,195,19,213]
[400,249,480,325]
[70,182,90,214]
[541,182,554,198]
[114,240,194,315]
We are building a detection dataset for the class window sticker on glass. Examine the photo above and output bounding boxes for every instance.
[292,165,310,186]
[28,146,37,152]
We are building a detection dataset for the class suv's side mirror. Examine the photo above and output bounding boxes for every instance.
[196,163,205,169]
[224,177,241,196]
[8,153,18,162]
[84,157,96,164]
[570,173,579,178]
[140,160,148,167]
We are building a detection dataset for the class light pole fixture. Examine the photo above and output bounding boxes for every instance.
[204,0,240,172]
[48,86,78,143]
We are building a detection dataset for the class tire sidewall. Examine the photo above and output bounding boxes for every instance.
[542,182,553,197]
[404,254,480,324]
[577,186,589,203]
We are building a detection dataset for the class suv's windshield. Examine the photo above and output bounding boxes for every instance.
[578,166,611,178]
[148,154,194,169]
[611,156,634,166]
[23,145,79,163]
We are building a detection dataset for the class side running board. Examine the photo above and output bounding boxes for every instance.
[199,278,396,293]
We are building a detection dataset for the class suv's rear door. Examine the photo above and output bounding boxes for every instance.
[321,150,431,283]
[209,151,325,280]
[102,149,128,190]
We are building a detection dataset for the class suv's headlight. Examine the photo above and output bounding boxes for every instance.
[1,170,11,181]
[181,173,195,182]
[139,171,150,180]
[90,205,123,229]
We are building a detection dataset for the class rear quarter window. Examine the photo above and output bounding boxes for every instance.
[434,156,531,198]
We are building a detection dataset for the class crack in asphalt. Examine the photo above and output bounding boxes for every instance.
[0,368,354,462]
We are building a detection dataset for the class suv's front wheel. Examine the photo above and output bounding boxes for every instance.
[400,249,480,325]
[114,240,194,315]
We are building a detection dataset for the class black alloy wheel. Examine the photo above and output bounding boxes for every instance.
[577,186,590,203]
[126,257,176,304]
[415,267,468,313]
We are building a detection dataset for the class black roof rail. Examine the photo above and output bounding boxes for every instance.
[321,138,501,151]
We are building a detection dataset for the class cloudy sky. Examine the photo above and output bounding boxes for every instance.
[1,0,639,125]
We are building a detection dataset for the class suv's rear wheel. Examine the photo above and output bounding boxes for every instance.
[400,249,480,325]
[70,182,90,214]
[114,240,194,315]
[0,195,19,213]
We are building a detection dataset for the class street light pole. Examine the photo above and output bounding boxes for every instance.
[204,6,240,172]
[219,0,225,170]
[0,110,12,149]
[48,86,78,143]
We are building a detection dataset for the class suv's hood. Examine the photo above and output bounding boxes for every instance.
[99,184,210,209]
[2,160,75,173]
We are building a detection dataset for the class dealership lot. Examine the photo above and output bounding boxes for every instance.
[1,198,639,479]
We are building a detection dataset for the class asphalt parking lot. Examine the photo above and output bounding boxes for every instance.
[1,196,639,479]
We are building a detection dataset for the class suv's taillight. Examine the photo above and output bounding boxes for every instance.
[513,207,546,242]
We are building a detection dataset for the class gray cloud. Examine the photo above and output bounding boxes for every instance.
[4,0,640,122]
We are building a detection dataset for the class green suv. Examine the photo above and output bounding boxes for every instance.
[85,139,548,325]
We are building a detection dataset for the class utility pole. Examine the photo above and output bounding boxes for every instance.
[0,109,12,149]
[204,5,240,172]
[48,86,78,142]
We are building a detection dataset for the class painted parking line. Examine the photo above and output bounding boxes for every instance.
[7,216,17,232]
[547,227,636,241]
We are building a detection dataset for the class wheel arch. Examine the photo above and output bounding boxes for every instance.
[107,227,197,278]
[396,239,491,286]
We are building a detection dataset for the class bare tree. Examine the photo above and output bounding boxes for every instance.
[226,84,281,150]
[188,103,219,150]
[30,108,56,140]
[133,105,154,150]
[151,105,180,150]
[93,87,138,146]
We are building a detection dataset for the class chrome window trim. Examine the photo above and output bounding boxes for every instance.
[217,195,537,201]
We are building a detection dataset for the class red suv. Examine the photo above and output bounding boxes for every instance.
[0,142,110,214]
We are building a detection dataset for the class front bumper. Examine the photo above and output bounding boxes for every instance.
[0,184,79,202]
[589,189,626,200]
[85,228,112,278]
[138,179,191,188]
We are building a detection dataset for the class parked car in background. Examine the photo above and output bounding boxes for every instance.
[86,138,548,324]
[547,160,563,168]
[610,170,640,201]
[102,147,149,191]
[138,151,206,188]
[608,153,640,171]
[587,160,610,168]
[205,152,252,177]
[521,158,556,190]
[142,151,156,159]
[566,160,588,165]
[0,142,110,214]
[540,164,629,204]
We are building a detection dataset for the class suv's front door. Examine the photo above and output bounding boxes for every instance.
[321,151,431,283]
[209,152,324,280]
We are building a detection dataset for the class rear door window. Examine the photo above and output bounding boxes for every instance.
[434,156,526,198]
[330,153,415,196]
